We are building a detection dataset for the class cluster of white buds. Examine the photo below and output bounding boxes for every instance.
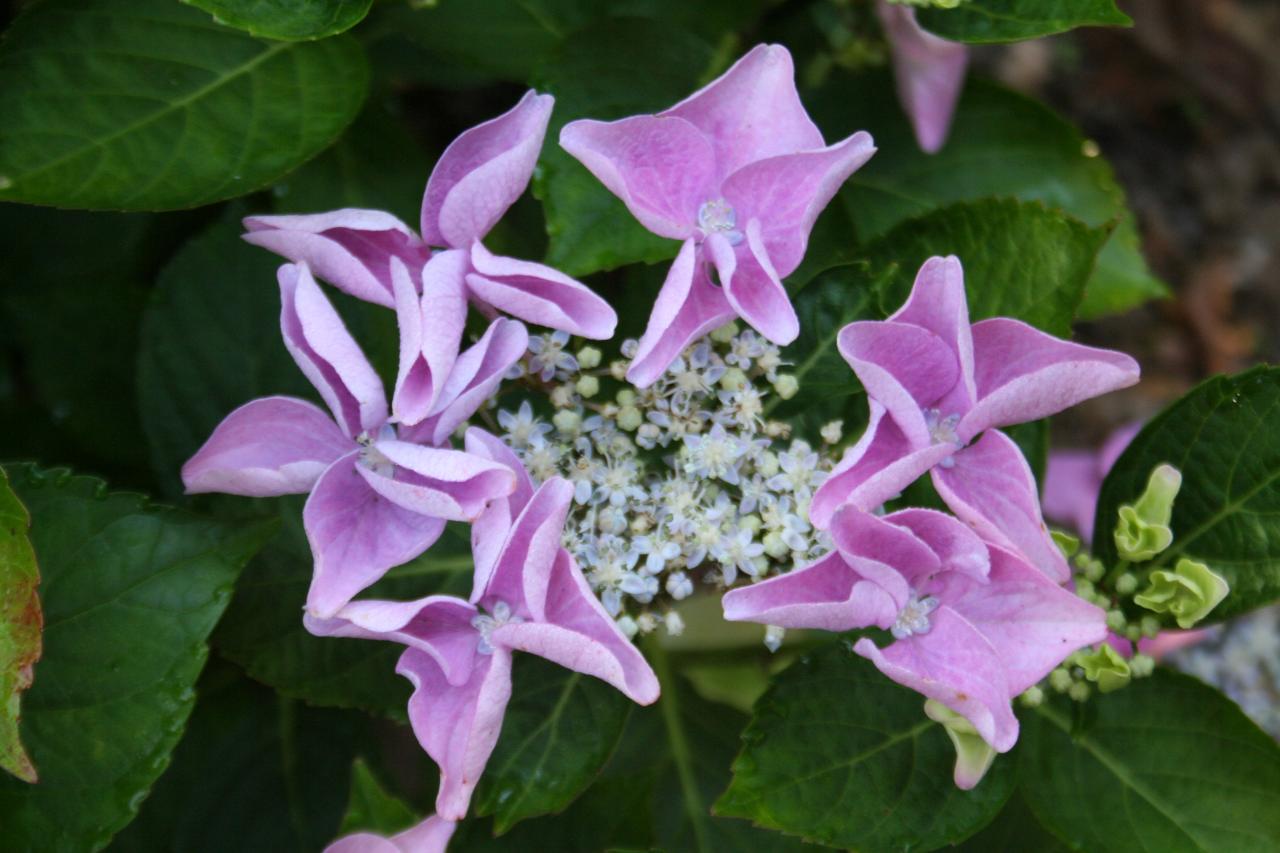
[492,325,845,642]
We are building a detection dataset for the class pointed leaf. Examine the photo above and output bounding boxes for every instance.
[182,0,374,41]
[337,758,419,838]
[918,0,1131,44]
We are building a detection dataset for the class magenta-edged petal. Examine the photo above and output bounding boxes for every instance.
[837,320,958,447]
[464,427,537,594]
[877,2,969,154]
[466,242,617,339]
[722,550,900,631]
[721,133,876,276]
[182,396,350,496]
[945,545,1107,695]
[474,477,574,609]
[391,252,468,426]
[303,452,447,617]
[627,239,735,388]
[958,318,1140,442]
[398,646,513,822]
[422,90,554,248]
[707,223,798,346]
[933,429,1070,583]
[279,263,388,438]
[1042,450,1101,541]
[853,609,1018,752]
[558,115,715,240]
[662,44,824,180]
[464,427,536,514]
[883,508,990,584]
[361,441,517,522]
[828,506,929,607]
[326,816,457,853]
[244,210,427,308]
[496,549,659,704]
[303,595,480,686]
[890,255,975,414]
[809,402,954,528]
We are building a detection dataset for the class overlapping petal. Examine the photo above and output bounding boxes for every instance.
[722,549,900,631]
[391,252,468,426]
[889,255,975,413]
[706,223,799,346]
[463,427,536,595]
[359,441,517,522]
[326,815,456,853]
[466,241,617,339]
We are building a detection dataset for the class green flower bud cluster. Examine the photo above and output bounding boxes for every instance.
[1114,464,1181,561]
[1135,558,1230,629]
[1045,644,1157,702]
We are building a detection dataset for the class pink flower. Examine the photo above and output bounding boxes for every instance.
[877,2,969,154]
[182,263,520,617]
[305,428,659,821]
[809,255,1140,582]
[1042,422,1140,544]
[242,89,617,418]
[326,815,455,853]
[724,506,1106,758]
[559,44,876,386]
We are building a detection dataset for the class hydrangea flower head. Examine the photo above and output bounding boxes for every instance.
[560,44,876,386]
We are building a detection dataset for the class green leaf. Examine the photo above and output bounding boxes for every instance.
[716,643,1014,850]
[337,758,418,839]
[0,465,271,852]
[533,17,714,277]
[183,0,374,41]
[1021,668,1280,852]
[810,73,1165,319]
[1094,367,1280,621]
[917,0,1131,44]
[475,658,632,834]
[0,0,369,211]
[953,791,1069,852]
[111,661,361,853]
[0,470,40,784]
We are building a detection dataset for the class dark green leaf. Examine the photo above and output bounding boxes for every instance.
[0,0,368,211]
[0,465,271,852]
[1094,367,1280,621]
[1021,668,1280,852]
[337,758,418,839]
[110,662,361,853]
[918,0,1131,44]
[0,469,40,784]
[953,791,1069,852]
[475,658,632,834]
[810,73,1165,319]
[716,643,1014,850]
[183,0,373,41]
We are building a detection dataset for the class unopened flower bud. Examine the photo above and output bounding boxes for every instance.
[666,571,694,600]
[764,420,791,439]
[773,374,799,399]
[762,531,788,558]
[763,625,785,653]
[1068,682,1092,702]
[1049,668,1073,693]
[550,385,575,409]
[720,367,748,391]
[1079,644,1131,693]
[710,322,739,343]
[616,615,638,638]
[664,611,685,637]
[820,420,843,444]
[1114,464,1182,561]
[576,346,602,369]
[924,699,997,790]
[1130,653,1155,678]
[1075,578,1095,599]
[1115,573,1139,595]
[740,514,762,535]
[609,360,628,380]
[1140,615,1161,638]
[758,451,780,477]
[615,388,636,407]
[1106,609,1127,632]
[636,612,659,634]
[1019,686,1044,708]
[553,410,581,434]
[1053,531,1081,558]
[575,375,600,398]
[1134,557,1229,628]
[617,406,643,431]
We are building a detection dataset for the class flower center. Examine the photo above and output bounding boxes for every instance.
[923,408,962,468]
[892,592,940,639]
[697,199,743,246]
[471,599,523,655]
[355,424,398,477]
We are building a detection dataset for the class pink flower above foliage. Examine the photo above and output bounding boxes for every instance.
[876,2,969,154]
[325,815,456,853]
[810,255,1140,581]
[560,44,876,386]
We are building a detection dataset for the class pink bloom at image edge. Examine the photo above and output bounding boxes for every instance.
[326,815,456,853]
[560,44,877,386]
[876,1,969,154]
[306,429,659,822]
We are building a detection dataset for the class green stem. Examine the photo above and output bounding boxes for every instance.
[1102,558,1132,591]
[648,639,714,853]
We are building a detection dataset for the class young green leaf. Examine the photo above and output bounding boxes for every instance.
[183,0,374,41]
[918,0,1131,44]
[337,759,420,839]
[0,470,40,784]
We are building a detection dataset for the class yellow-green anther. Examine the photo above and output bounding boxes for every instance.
[1134,558,1229,628]
[1053,531,1080,558]
[1114,464,1182,561]
[924,700,996,790]
[1078,643,1132,693]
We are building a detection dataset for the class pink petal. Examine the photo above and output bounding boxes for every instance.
[958,318,1140,442]
[720,132,876,276]
[421,90,553,248]
[706,223,798,346]
[837,320,958,448]
[464,427,537,595]
[391,252,468,426]
[325,816,457,853]
[303,453,447,617]
[808,401,955,529]
[244,209,427,308]
[401,317,530,448]
[889,255,975,414]
[932,429,1071,583]
[884,508,990,584]
[558,114,715,240]
[853,608,1018,752]
[466,242,617,339]
[1042,450,1101,541]
[828,506,929,607]
[627,239,735,388]
[303,595,480,687]
[473,477,575,611]
[496,549,659,704]
[943,545,1107,695]
[662,44,825,180]
[721,550,899,631]
[876,2,969,154]
[182,396,350,496]
[360,440,517,522]
[398,646,513,821]
[279,263,388,438]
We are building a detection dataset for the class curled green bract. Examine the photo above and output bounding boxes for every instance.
[1114,464,1182,561]
[924,699,997,790]
[1134,558,1230,629]
[1077,644,1131,693]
